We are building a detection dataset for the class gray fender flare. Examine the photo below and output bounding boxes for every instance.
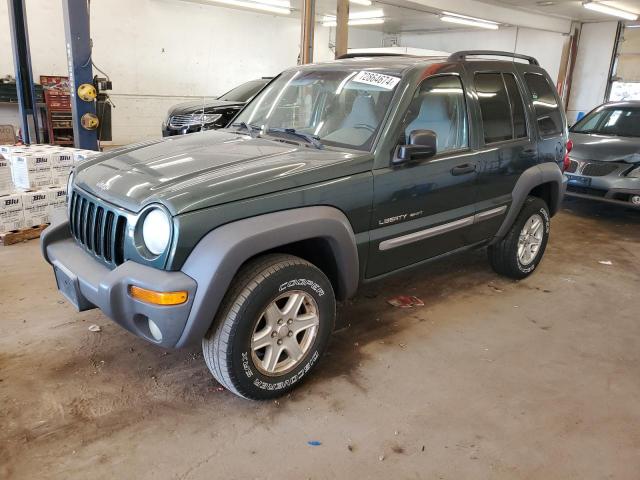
[176,206,359,347]
[493,163,565,242]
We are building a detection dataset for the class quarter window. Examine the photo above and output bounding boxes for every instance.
[524,73,563,136]
[401,76,468,153]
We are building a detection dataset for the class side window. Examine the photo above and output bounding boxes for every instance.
[401,75,468,153]
[475,73,512,144]
[503,74,527,139]
[524,73,563,136]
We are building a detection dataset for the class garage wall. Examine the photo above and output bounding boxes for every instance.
[399,27,567,86]
[566,21,618,124]
[0,0,382,145]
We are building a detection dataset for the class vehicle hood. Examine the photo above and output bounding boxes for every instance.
[569,132,640,163]
[168,99,244,116]
[74,130,372,215]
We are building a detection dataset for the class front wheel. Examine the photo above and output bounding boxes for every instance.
[488,196,550,279]
[202,254,335,400]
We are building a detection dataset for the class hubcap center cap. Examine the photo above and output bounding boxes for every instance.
[276,324,291,339]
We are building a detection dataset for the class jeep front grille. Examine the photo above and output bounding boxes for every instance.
[69,189,127,266]
[581,162,619,177]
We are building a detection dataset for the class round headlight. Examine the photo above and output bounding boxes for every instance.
[142,208,171,256]
[66,171,74,212]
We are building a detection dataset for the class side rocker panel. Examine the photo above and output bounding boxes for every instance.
[176,206,359,348]
[493,163,565,242]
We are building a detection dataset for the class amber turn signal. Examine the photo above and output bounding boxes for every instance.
[129,285,188,305]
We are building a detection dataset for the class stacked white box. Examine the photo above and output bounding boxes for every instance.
[10,152,53,190]
[50,150,74,185]
[0,192,25,233]
[0,158,12,194]
[48,185,68,220]
[73,149,98,164]
[21,189,52,226]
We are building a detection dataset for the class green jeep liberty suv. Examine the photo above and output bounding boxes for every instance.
[42,51,569,399]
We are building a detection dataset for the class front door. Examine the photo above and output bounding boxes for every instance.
[367,74,479,278]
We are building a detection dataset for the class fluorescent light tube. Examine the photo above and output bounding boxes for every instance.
[349,0,372,5]
[582,2,638,20]
[204,0,291,14]
[440,15,499,29]
[322,18,384,26]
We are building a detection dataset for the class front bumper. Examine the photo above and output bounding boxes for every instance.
[565,173,640,209]
[41,219,198,347]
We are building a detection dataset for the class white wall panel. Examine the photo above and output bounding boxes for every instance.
[566,21,618,124]
[400,27,566,84]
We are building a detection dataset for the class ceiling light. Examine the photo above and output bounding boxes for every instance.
[349,0,372,5]
[322,18,384,26]
[321,9,384,25]
[203,0,291,14]
[440,15,499,29]
[582,2,638,20]
[347,9,384,19]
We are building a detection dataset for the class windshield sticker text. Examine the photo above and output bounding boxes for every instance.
[353,71,401,90]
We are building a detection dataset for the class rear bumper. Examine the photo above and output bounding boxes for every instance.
[41,219,198,347]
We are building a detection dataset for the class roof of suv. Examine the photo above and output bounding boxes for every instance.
[299,51,543,76]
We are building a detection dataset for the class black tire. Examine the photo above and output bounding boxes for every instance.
[202,254,335,400]
[488,196,550,279]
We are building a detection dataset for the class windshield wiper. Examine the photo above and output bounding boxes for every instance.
[230,121,261,138]
[266,128,324,149]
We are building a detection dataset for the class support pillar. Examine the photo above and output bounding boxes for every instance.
[7,0,40,144]
[335,0,349,59]
[62,0,98,150]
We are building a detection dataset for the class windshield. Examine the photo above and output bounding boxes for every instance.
[232,68,402,151]
[571,107,640,137]
[218,80,268,102]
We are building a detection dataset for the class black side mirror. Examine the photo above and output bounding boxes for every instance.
[394,130,437,164]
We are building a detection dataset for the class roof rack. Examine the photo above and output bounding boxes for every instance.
[448,50,539,66]
[337,53,412,59]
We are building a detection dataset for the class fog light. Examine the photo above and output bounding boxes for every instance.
[148,319,163,342]
[129,285,188,305]
[631,195,640,205]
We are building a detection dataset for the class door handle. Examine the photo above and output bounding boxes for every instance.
[451,163,476,176]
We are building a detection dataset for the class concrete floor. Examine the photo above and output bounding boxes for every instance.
[1,197,639,480]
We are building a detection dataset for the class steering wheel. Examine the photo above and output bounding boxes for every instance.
[352,123,375,133]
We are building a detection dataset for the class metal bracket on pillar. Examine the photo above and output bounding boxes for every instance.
[62,0,98,150]
[7,0,40,144]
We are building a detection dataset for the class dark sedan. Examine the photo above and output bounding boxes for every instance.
[162,78,271,136]
[566,101,640,208]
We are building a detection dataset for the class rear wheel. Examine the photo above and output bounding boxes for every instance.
[202,254,335,400]
[488,196,550,279]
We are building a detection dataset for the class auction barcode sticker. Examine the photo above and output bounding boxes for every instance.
[352,71,401,90]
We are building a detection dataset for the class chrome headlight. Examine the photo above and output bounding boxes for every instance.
[142,208,172,256]
[627,166,640,178]
[66,171,74,217]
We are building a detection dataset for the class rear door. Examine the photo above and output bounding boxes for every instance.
[463,63,538,243]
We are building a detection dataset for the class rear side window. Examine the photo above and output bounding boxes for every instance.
[475,73,512,144]
[475,73,529,144]
[524,73,563,136]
